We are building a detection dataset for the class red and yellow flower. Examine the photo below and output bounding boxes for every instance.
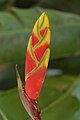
[16,12,51,120]
[25,12,51,100]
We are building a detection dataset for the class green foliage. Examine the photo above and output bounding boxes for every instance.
[0,0,13,11]
[0,7,80,64]
[39,0,80,14]
[0,64,16,90]
[0,75,80,120]
[0,1,80,120]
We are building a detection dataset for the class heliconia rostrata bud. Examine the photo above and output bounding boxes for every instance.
[16,12,51,120]
[25,12,51,100]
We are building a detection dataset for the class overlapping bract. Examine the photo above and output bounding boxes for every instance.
[25,12,51,100]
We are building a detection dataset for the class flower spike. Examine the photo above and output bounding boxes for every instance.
[16,12,51,120]
[25,12,50,100]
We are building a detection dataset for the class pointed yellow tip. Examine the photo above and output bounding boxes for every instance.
[40,48,50,68]
[38,12,49,29]
[32,12,50,38]
[40,12,46,17]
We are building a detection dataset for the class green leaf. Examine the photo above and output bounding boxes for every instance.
[0,64,16,90]
[0,88,29,120]
[0,75,79,120]
[38,0,80,15]
[0,0,13,11]
[72,109,80,120]
[0,7,80,64]
[72,75,80,102]
[50,56,80,74]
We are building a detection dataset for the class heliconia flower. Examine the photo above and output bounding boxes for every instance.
[16,12,51,120]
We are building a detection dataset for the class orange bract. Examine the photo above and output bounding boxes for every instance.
[25,12,51,100]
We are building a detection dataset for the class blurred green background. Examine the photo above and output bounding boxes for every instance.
[0,0,80,120]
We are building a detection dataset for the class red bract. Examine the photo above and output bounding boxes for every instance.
[34,42,49,61]
[32,32,39,47]
[25,66,47,100]
[25,50,37,73]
